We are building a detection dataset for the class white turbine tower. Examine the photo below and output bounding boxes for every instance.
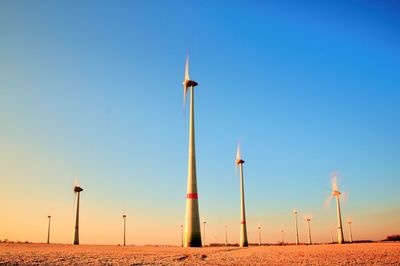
[293,209,300,245]
[122,214,127,246]
[224,224,228,246]
[325,174,345,244]
[73,185,83,245]
[183,55,202,247]
[348,217,353,243]
[305,216,312,245]
[236,144,248,247]
[47,215,51,244]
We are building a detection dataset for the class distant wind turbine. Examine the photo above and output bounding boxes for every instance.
[348,217,353,243]
[325,174,345,244]
[236,144,248,247]
[293,209,300,245]
[122,215,127,246]
[304,216,312,245]
[73,185,83,245]
[47,215,51,244]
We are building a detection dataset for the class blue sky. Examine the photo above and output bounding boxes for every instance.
[0,0,399,244]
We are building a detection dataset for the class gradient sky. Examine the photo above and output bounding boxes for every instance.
[1,0,399,245]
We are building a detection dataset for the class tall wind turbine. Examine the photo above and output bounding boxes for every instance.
[183,55,202,247]
[236,145,248,247]
[348,217,353,243]
[47,215,51,244]
[202,221,207,247]
[325,175,344,244]
[122,215,127,246]
[180,224,184,247]
[293,209,300,245]
[73,185,83,245]
[305,216,312,245]
[224,224,228,246]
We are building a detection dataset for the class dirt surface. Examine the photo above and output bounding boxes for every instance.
[0,242,399,265]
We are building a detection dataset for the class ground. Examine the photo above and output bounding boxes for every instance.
[0,242,399,265]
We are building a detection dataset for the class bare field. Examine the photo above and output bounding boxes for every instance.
[0,242,399,265]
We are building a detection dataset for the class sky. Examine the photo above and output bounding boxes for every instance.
[0,0,399,245]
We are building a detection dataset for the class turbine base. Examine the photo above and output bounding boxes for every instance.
[184,232,202,247]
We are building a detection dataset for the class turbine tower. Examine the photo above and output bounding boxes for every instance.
[47,215,51,244]
[306,217,312,245]
[73,185,83,245]
[183,55,202,247]
[236,145,248,247]
[180,225,183,247]
[293,209,299,245]
[202,221,207,247]
[224,224,228,246]
[348,217,353,243]
[122,214,127,246]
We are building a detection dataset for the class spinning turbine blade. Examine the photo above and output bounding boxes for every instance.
[342,191,349,205]
[331,174,338,192]
[235,144,241,175]
[183,55,190,107]
[324,194,333,208]
[185,55,190,81]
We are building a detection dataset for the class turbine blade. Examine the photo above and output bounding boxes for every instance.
[74,177,79,187]
[185,55,190,81]
[331,174,338,192]
[342,191,349,205]
[236,144,241,162]
[183,55,190,109]
[324,195,333,208]
[235,143,240,175]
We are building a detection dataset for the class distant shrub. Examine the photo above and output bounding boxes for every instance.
[385,235,400,241]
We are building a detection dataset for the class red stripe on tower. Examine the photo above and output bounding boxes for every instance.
[186,193,198,199]
[241,221,246,224]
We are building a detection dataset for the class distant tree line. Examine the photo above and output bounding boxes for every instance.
[0,239,31,244]
[385,234,400,241]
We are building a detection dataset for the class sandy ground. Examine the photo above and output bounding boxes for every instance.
[0,242,399,265]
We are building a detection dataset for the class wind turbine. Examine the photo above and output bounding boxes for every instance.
[224,224,228,246]
[180,225,183,247]
[236,144,248,247]
[325,174,345,244]
[183,55,202,247]
[348,217,353,243]
[73,185,83,245]
[305,216,312,245]
[203,221,207,247]
[47,215,51,244]
[122,215,127,246]
[293,209,300,245]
